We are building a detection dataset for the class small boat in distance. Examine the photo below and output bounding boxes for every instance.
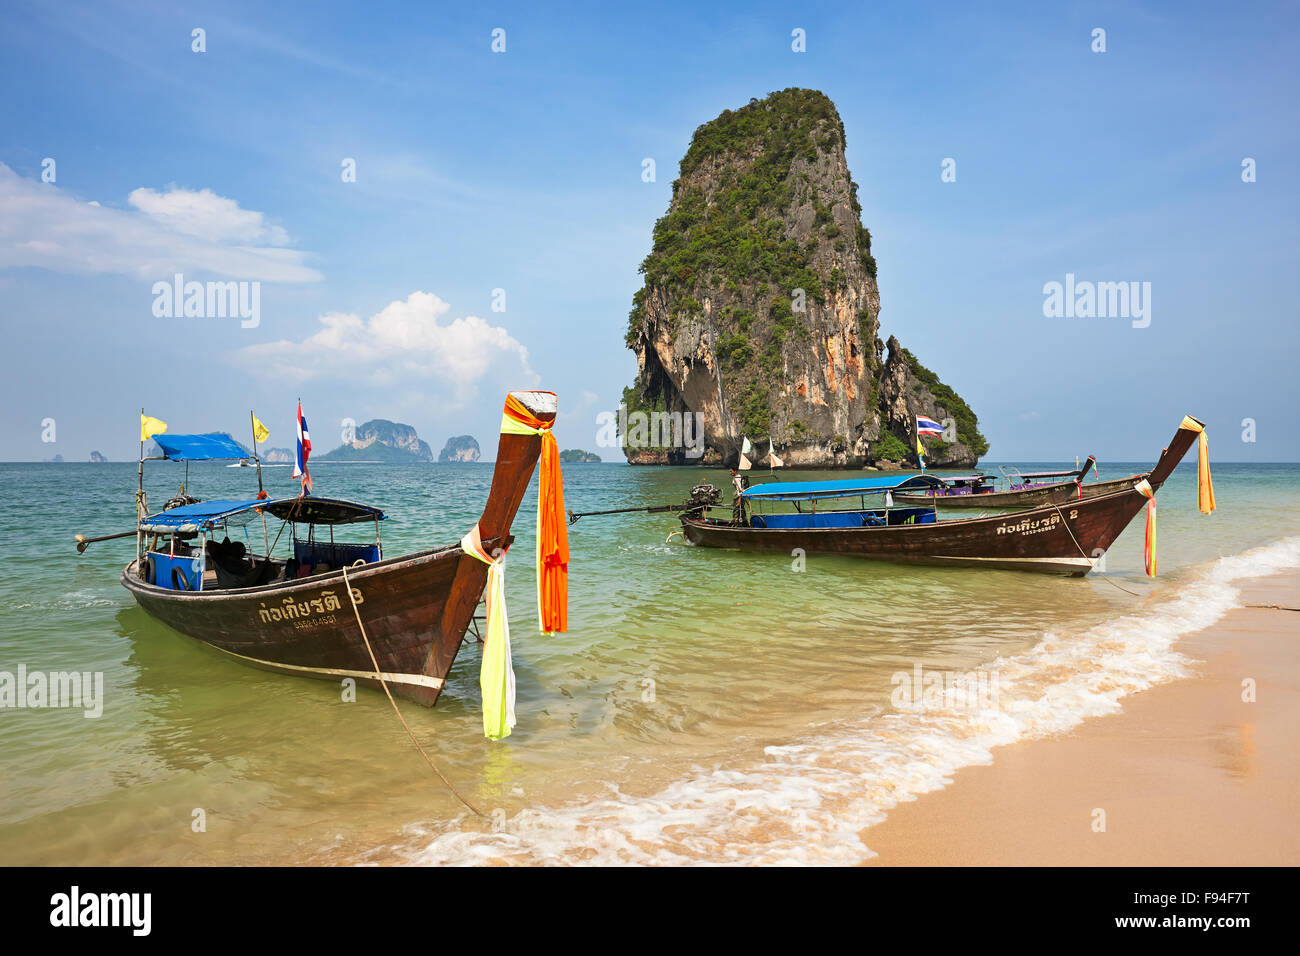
[893,456,1139,509]
[677,416,1213,576]
[104,391,560,706]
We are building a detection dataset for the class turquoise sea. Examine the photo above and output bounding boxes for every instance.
[1,458,1298,865]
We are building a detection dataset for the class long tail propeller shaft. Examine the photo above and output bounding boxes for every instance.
[567,483,722,525]
[74,530,138,553]
[567,503,687,525]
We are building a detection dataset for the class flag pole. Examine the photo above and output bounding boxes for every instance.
[251,410,269,556]
[137,407,145,570]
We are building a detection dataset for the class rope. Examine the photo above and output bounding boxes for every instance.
[1244,603,1300,612]
[1043,494,1142,597]
[340,564,485,817]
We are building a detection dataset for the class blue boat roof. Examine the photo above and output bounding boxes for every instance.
[140,496,385,532]
[153,432,249,461]
[740,474,944,501]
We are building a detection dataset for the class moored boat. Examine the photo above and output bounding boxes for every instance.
[108,390,561,707]
[678,416,1214,576]
[893,457,1139,509]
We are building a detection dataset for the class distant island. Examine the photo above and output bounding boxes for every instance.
[318,419,434,463]
[262,447,293,463]
[438,435,481,462]
[89,450,107,463]
[559,449,602,463]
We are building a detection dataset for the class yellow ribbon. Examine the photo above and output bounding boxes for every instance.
[461,526,515,741]
[1178,416,1216,515]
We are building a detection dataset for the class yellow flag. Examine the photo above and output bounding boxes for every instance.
[915,435,925,457]
[251,414,270,444]
[140,414,167,442]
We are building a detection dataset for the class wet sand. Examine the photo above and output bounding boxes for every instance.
[861,571,1300,865]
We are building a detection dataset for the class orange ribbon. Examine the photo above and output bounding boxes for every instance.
[502,394,568,634]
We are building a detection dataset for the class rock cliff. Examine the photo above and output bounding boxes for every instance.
[438,435,481,463]
[623,89,987,467]
[559,449,602,462]
[319,420,434,462]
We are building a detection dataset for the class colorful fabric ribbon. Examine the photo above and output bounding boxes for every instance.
[1179,416,1216,515]
[461,526,515,741]
[1134,478,1157,577]
[500,394,569,634]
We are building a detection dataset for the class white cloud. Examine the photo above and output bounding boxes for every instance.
[238,291,537,399]
[128,185,291,245]
[0,163,320,282]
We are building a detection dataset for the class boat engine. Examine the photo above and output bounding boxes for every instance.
[682,483,720,518]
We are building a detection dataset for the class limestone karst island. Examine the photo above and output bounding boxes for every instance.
[622,89,987,468]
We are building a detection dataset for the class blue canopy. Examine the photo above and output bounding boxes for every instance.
[152,432,249,461]
[140,496,386,533]
[139,498,264,532]
[740,474,944,501]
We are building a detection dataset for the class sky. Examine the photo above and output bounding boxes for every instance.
[1,0,1296,463]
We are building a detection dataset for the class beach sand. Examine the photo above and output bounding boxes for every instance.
[861,570,1300,866]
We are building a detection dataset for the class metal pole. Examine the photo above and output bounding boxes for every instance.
[137,407,145,573]
[251,410,269,556]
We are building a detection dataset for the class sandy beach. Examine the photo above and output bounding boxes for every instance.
[861,570,1300,866]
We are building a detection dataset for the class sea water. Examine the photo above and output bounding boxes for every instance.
[0,460,1296,865]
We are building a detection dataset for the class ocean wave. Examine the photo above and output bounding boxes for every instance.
[8,590,120,612]
[404,535,1300,866]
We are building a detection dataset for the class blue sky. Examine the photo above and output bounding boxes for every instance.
[1,0,1296,463]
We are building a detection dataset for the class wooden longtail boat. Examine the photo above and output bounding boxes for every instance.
[893,457,1140,509]
[679,417,1206,576]
[118,390,558,705]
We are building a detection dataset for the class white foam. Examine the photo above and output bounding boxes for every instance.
[405,536,1300,866]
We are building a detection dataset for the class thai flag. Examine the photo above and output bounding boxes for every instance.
[293,401,312,496]
[916,415,944,437]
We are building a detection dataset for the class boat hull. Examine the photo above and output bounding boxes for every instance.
[122,544,487,705]
[681,484,1151,576]
[894,475,1139,510]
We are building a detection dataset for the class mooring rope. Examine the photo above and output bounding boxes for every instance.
[1043,493,1142,597]
[340,564,485,817]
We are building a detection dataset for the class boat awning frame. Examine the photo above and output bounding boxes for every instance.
[139,496,387,533]
[739,474,945,501]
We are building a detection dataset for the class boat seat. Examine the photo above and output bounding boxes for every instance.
[205,537,277,589]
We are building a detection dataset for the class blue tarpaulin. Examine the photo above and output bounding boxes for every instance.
[140,499,264,532]
[152,432,249,461]
[740,474,944,501]
[140,496,386,532]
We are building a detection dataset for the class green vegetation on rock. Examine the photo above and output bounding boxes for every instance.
[625,88,873,352]
[899,347,989,458]
[874,432,911,462]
